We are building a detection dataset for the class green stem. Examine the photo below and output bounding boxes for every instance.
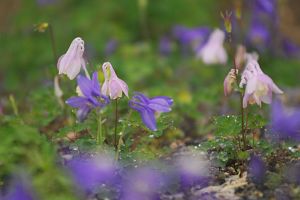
[48,24,57,65]
[115,110,132,161]
[233,58,246,150]
[114,99,119,151]
[97,111,103,145]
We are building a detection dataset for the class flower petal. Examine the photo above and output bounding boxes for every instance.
[91,72,101,96]
[109,79,123,99]
[129,101,157,131]
[148,97,173,112]
[133,92,149,104]
[65,58,82,80]
[77,105,91,122]
[139,107,157,131]
[77,75,93,97]
[66,96,88,108]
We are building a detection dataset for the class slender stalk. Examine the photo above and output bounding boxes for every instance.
[138,0,149,40]
[233,59,246,149]
[115,110,133,161]
[97,111,103,145]
[114,99,119,151]
[48,24,57,65]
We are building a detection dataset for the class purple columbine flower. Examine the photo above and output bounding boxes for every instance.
[248,155,266,184]
[66,72,109,122]
[159,36,172,56]
[270,100,300,142]
[67,155,117,193]
[129,92,173,131]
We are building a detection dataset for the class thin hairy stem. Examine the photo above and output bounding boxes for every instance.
[114,99,119,151]
[97,111,103,145]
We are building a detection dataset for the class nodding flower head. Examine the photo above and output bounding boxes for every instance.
[240,60,283,108]
[57,37,86,80]
[66,72,109,122]
[101,62,129,100]
[196,29,227,65]
[224,69,238,96]
[129,92,173,131]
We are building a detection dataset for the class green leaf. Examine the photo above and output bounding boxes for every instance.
[214,115,241,137]
[247,114,267,129]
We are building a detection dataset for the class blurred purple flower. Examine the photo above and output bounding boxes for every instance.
[247,21,270,51]
[248,155,266,184]
[3,176,36,200]
[104,39,118,57]
[253,0,277,15]
[172,25,210,55]
[66,72,109,122]
[67,155,117,193]
[159,36,172,56]
[175,151,210,188]
[121,167,164,200]
[129,92,173,131]
[281,39,300,58]
[270,100,300,142]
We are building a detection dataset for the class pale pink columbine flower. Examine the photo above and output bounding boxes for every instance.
[57,37,90,80]
[240,60,283,108]
[101,62,129,99]
[224,69,238,96]
[197,29,227,64]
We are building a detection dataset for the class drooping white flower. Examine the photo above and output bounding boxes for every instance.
[57,37,89,80]
[101,62,129,99]
[197,29,227,65]
[240,59,283,108]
